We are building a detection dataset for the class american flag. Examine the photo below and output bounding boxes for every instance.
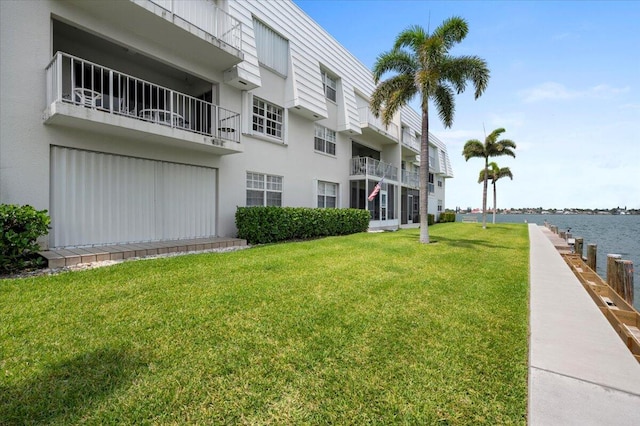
[368,180,382,201]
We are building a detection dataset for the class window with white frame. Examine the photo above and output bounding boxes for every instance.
[437,178,443,188]
[321,70,337,102]
[246,172,283,206]
[253,18,288,76]
[318,181,338,208]
[253,97,283,140]
[314,125,336,155]
[438,199,443,212]
[428,173,435,193]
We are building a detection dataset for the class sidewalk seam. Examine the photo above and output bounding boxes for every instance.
[530,365,640,398]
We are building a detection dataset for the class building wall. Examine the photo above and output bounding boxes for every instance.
[0,0,453,247]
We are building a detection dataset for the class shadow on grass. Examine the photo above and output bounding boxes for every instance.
[0,347,145,425]
[394,226,518,250]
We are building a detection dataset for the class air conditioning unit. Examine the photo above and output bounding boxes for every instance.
[224,66,259,90]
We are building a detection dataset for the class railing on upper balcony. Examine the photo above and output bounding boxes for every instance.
[146,0,242,50]
[358,107,399,140]
[350,157,398,181]
[402,130,420,152]
[45,52,240,143]
[401,170,419,188]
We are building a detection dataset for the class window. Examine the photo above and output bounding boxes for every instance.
[318,181,338,208]
[322,70,337,102]
[253,19,288,76]
[428,173,435,194]
[437,178,443,188]
[314,125,336,155]
[438,200,443,212]
[253,97,283,139]
[246,172,283,206]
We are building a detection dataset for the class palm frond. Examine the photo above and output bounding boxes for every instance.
[394,25,428,52]
[433,16,468,50]
[433,85,455,128]
[371,74,417,125]
[462,140,485,161]
[372,49,417,84]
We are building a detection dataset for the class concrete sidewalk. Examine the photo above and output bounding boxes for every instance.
[528,224,640,425]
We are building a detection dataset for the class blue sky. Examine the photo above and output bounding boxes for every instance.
[295,0,640,210]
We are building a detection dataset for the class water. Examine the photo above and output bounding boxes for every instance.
[456,213,640,311]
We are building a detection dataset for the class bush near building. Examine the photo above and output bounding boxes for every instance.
[0,204,50,273]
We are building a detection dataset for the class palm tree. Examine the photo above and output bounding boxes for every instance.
[479,162,513,224]
[371,17,490,243]
[462,128,516,229]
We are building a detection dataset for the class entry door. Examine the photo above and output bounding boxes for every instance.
[408,194,414,223]
[380,190,388,221]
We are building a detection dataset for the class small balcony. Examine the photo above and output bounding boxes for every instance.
[67,0,243,72]
[401,170,419,188]
[402,129,420,153]
[350,157,398,181]
[145,0,242,51]
[358,107,400,145]
[44,52,242,154]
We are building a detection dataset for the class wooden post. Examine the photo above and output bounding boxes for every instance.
[614,259,634,306]
[574,237,583,258]
[551,225,558,234]
[559,231,566,239]
[607,254,622,296]
[587,243,597,271]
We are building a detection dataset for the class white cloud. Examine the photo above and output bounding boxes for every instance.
[519,82,630,103]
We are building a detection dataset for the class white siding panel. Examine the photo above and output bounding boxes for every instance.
[50,147,216,248]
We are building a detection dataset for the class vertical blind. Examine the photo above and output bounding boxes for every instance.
[50,147,216,248]
[253,18,288,76]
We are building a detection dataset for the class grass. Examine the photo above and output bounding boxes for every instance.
[0,223,529,424]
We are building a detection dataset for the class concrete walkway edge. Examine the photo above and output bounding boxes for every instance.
[528,224,640,425]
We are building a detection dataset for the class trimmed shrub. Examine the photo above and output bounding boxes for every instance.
[1,204,51,273]
[438,212,456,223]
[428,214,435,226]
[236,207,370,245]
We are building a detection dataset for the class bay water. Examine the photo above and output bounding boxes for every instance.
[456,213,640,311]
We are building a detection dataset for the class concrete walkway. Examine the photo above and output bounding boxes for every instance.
[528,224,640,425]
[39,237,246,268]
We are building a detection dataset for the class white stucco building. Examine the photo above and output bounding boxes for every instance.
[0,0,453,250]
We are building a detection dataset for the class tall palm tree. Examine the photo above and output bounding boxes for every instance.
[463,128,516,229]
[479,162,513,224]
[371,17,490,243]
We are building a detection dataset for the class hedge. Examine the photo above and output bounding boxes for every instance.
[236,207,370,244]
[438,212,456,223]
[1,204,50,273]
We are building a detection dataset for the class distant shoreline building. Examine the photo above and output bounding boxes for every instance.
[0,0,452,249]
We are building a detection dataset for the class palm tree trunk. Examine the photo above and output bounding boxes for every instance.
[419,104,430,243]
[492,181,497,224]
[482,159,488,229]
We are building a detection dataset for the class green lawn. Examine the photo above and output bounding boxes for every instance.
[0,223,529,425]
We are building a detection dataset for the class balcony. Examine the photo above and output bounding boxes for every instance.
[350,157,398,181]
[401,170,419,188]
[145,0,242,51]
[44,52,242,155]
[67,0,243,71]
[358,107,399,145]
[402,129,420,153]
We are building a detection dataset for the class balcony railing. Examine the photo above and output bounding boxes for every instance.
[146,0,242,50]
[358,107,399,141]
[46,52,240,143]
[401,170,419,188]
[350,157,398,181]
[402,130,420,152]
